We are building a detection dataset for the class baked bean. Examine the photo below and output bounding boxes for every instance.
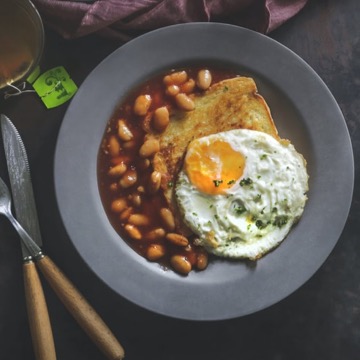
[175,93,195,111]
[139,138,160,158]
[165,84,180,97]
[183,245,197,265]
[153,106,170,132]
[119,206,133,221]
[119,169,137,188]
[145,227,166,241]
[108,163,127,177]
[196,251,208,270]
[180,78,195,94]
[170,255,192,275]
[196,69,212,90]
[122,140,137,150]
[146,243,166,261]
[137,185,145,193]
[117,119,134,141]
[130,193,142,207]
[138,158,150,170]
[163,71,188,86]
[141,112,153,134]
[148,171,162,194]
[160,208,175,231]
[128,214,150,226]
[108,135,121,156]
[124,224,142,240]
[165,233,189,247]
[111,198,127,213]
[134,94,152,116]
[109,183,118,192]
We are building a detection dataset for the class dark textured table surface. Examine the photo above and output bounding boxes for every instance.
[0,0,359,359]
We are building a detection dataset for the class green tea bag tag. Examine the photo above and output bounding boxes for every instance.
[32,66,78,109]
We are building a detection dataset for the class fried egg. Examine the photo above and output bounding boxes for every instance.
[175,129,309,260]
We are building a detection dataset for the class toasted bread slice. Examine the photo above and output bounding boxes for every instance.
[152,77,279,232]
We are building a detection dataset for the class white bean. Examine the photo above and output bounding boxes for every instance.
[196,69,212,90]
[175,93,195,111]
[153,107,170,132]
[118,119,134,141]
[163,71,188,86]
[139,138,160,158]
[119,169,137,188]
[160,208,175,231]
[134,94,152,116]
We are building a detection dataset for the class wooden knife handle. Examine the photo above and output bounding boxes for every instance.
[36,255,125,360]
[23,260,57,360]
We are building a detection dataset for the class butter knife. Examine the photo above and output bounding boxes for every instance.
[1,114,56,360]
[1,114,125,360]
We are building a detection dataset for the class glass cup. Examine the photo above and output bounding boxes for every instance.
[0,0,44,92]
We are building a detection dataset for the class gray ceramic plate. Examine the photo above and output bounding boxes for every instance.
[54,23,354,320]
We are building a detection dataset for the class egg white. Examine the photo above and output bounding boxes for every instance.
[175,129,309,260]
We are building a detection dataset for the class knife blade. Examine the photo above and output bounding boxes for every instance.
[1,114,57,360]
[1,114,125,360]
[1,115,42,250]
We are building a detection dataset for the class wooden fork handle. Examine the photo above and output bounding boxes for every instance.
[23,260,57,360]
[36,255,125,360]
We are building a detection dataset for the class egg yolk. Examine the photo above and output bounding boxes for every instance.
[184,138,245,195]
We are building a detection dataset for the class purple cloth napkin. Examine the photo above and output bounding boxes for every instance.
[32,0,308,41]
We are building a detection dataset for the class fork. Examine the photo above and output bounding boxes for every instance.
[0,176,57,360]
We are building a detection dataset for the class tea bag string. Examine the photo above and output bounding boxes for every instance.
[3,82,36,100]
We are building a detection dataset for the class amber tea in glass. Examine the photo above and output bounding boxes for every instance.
[0,0,44,90]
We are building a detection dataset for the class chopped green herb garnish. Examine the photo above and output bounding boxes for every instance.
[273,215,289,228]
[227,179,235,185]
[260,154,267,160]
[240,178,253,186]
[256,220,270,229]
[234,205,246,215]
[254,194,262,202]
[213,179,223,187]
[223,86,229,92]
